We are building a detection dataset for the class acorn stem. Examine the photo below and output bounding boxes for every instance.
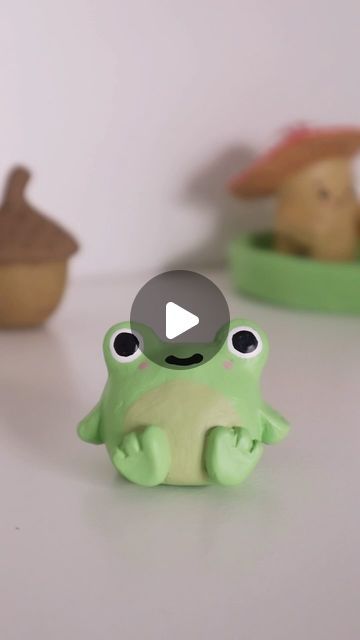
[3,167,31,209]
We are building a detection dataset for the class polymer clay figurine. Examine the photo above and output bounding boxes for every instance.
[78,319,289,487]
[230,125,360,261]
[0,167,78,327]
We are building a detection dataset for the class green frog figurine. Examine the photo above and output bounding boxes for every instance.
[77,319,289,486]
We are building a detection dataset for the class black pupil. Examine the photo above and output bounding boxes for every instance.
[232,330,258,354]
[113,332,139,357]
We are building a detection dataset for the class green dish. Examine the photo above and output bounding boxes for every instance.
[229,232,360,314]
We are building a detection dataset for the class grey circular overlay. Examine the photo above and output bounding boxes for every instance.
[130,270,230,368]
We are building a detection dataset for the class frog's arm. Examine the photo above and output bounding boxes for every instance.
[259,403,290,444]
[77,402,104,445]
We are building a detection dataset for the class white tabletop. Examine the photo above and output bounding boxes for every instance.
[1,270,359,640]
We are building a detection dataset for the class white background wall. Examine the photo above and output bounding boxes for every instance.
[1,0,360,277]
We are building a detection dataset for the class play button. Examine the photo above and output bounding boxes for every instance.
[166,302,199,339]
[130,270,230,368]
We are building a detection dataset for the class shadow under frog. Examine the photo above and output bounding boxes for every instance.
[78,319,289,487]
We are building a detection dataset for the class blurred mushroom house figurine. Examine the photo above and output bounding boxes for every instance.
[0,167,78,327]
[230,125,360,261]
[77,319,289,487]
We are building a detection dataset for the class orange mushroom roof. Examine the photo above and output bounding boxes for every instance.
[229,125,360,197]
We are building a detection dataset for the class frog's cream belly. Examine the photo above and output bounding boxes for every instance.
[123,380,240,485]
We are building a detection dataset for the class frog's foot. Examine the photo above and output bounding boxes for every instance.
[205,426,263,486]
[112,425,171,487]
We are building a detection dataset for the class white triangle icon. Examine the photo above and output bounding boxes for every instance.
[166,302,199,340]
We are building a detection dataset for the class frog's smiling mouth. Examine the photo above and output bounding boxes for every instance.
[165,353,203,367]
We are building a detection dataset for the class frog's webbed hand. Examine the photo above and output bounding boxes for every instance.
[77,403,104,444]
[259,403,290,445]
[204,427,263,486]
[112,426,171,487]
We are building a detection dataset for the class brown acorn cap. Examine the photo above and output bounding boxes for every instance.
[0,167,79,264]
[229,125,360,197]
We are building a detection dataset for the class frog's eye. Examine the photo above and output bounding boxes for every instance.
[227,326,262,359]
[110,329,143,363]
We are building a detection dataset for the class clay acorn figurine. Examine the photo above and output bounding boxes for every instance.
[77,319,289,487]
[0,167,78,327]
[230,125,360,261]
